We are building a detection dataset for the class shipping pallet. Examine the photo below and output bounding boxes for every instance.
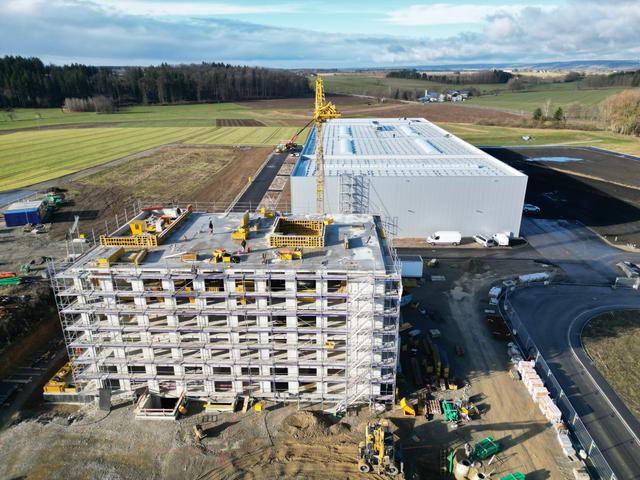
[426,400,442,415]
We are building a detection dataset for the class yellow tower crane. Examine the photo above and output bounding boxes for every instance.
[313,76,340,213]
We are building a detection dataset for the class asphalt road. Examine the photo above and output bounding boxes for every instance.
[520,218,640,284]
[230,151,289,212]
[508,285,640,480]
[504,217,640,479]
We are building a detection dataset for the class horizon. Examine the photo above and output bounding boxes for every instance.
[2,0,640,68]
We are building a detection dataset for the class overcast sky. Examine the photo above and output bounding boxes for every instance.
[2,0,640,67]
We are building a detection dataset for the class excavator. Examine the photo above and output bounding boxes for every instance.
[275,75,340,213]
[358,420,403,477]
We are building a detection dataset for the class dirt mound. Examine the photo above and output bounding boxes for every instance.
[280,411,338,439]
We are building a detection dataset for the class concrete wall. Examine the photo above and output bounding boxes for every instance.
[291,174,527,237]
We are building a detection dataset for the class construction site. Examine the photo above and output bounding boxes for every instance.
[1,77,632,480]
[48,206,402,412]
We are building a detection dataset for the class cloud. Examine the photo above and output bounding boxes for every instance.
[385,3,550,26]
[92,0,298,16]
[1,0,639,67]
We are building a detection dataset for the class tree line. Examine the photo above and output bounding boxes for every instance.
[0,56,311,108]
[387,69,513,85]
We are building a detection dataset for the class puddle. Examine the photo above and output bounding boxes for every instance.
[526,156,584,163]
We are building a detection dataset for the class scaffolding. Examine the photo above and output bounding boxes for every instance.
[48,212,402,410]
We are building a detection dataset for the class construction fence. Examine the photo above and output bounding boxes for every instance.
[502,289,617,480]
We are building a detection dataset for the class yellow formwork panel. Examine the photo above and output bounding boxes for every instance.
[270,218,325,248]
[100,234,158,248]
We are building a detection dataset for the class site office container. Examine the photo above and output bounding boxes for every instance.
[3,201,46,227]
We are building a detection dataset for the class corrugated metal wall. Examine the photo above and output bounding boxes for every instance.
[292,174,527,237]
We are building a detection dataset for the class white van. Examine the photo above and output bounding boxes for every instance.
[492,232,511,246]
[427,231,462,246]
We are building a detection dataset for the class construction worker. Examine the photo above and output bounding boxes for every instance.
[208,220,213,234]
[241,239,247,252]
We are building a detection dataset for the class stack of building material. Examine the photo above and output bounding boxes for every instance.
[539,396,562,424]
[517,360,577,457]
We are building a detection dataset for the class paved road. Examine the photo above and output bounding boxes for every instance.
[520,217,640,283]
[230,151,289,212]
[508,285,640,480]
[0,189,37,208]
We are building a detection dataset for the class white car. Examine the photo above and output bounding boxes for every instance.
[523,203,541,214]
[473,234,496,247]
[427,231,462,246]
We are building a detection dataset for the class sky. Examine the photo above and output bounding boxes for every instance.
[1,0,640,68]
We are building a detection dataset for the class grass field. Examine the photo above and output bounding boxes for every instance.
[582,310,640,421]
[322,74,506,97]
[440,123,640,155]
[0,102,308,131]
[2,95,639,191]
[0,126,305,190]
[322,74,632,116]
[467,88,626,113]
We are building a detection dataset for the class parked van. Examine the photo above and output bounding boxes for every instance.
[492,232,511,246]
[427,231,461,246]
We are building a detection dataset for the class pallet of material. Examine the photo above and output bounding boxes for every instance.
[426,399,442,415]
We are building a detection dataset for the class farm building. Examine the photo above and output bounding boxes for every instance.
[290,118,528,238]
[2,199,47,227]
[49,206,402,411]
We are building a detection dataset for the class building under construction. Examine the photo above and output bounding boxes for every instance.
[49,206,402,410]
[291,118,527,237]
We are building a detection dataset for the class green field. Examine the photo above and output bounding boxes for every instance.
[467,88,626,113]
[322,74,631,116]
[441,122,640,155]
[583,310,640,421]
[187,127,308,145]
[0,126,305,190]
[322,74,506,97]
[0,102,303,131]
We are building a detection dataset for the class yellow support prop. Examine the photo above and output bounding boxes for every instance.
[400,397,416,416]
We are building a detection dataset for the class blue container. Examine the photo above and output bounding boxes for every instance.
[3,200,45,227]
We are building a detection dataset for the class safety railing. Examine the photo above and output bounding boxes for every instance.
[502,289,617,480]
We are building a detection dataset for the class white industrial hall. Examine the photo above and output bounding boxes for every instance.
[290,118,528,238]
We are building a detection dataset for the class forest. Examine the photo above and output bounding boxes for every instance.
[0,56,311,108]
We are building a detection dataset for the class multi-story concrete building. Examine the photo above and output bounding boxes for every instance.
[291,117,528,238]
[50,207,402,410]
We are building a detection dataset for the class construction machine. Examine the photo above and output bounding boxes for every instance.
[275,119,313,153]
[358,420,403,477]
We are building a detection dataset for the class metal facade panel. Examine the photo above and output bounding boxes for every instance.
[365,175,527,237]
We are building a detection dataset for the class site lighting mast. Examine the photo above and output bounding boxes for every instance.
[313,75,340,213]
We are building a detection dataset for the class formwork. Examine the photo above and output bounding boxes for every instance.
[269,217,326,248]
[49,209,402,411]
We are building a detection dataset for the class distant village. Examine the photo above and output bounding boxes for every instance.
[418,89,471,103]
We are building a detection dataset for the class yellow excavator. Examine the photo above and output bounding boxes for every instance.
[358,420,403,477]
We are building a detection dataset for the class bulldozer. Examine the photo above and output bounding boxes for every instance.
[358,420,403,477]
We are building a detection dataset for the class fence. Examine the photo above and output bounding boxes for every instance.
[502,288,617,480]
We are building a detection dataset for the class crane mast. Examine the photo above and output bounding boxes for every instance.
[313,76,340,213]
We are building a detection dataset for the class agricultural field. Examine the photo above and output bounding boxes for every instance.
[0,102,308,131]
[187,126,307,145]
[321,73,506,97]
[441,122,640,156]
[467,87,627,114]
[582,310,640,421]
[0,126,303,190]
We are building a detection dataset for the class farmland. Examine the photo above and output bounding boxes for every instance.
[441,122,640,155]
[321,73,633,117]
[2,95,640,191]
[0,126,304,190]
[321,73,506,97]
[467,87,627,114]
